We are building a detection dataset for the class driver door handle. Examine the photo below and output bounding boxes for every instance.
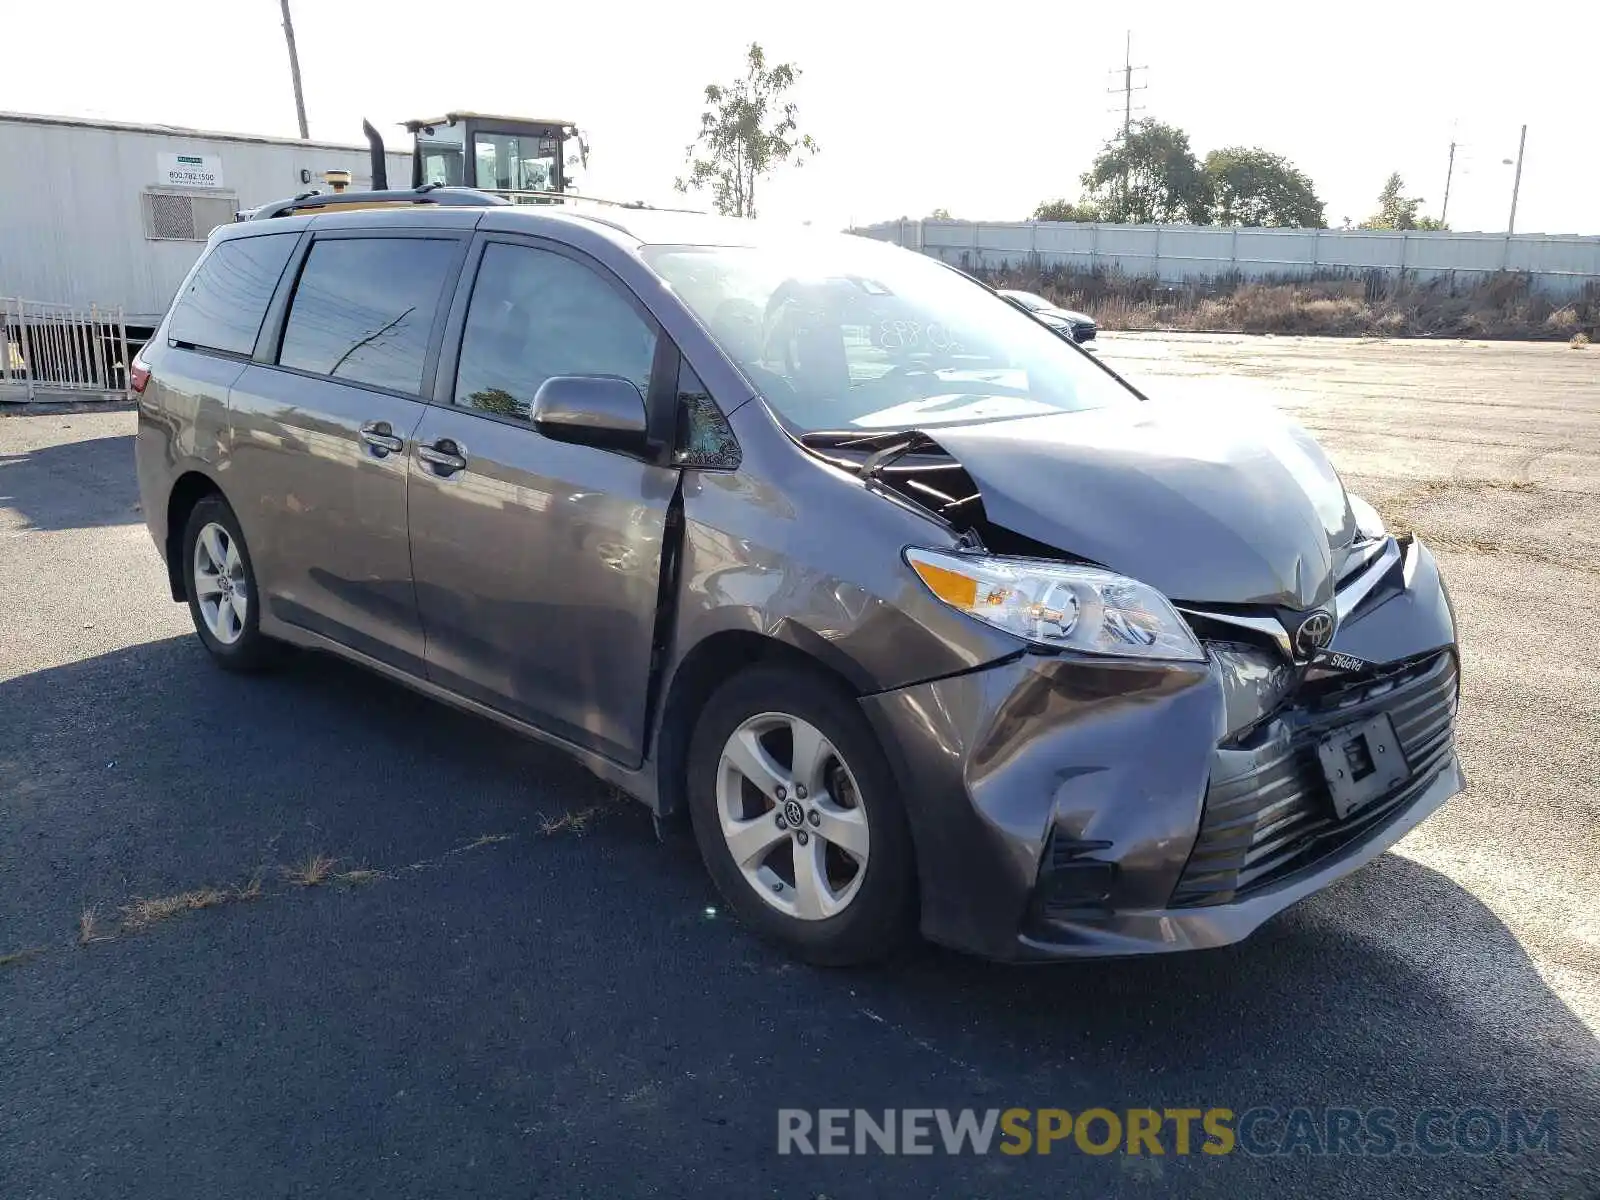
[418,439,468,476]
[359,421,405,455]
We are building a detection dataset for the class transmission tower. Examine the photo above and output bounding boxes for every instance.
[1105,31,1148,217]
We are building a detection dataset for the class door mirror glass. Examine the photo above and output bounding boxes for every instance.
[532,376,649,456]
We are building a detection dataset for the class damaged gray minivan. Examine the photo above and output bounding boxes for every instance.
[135,198,1462,965]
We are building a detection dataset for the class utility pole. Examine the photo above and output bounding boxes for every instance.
[279,0,310,140]
[1507,123,1527,234]
[1105,32,1147,219]
[1440,134,1456,226]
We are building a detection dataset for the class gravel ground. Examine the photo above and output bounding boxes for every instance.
[1,336,1596,1197]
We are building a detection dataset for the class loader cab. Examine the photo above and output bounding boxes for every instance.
[405,113,586,197]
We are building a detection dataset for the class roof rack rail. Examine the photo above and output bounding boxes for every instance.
[239,186,511,222]
[481,189,707,215]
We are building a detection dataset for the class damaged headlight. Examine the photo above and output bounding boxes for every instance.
[906,548,1204,661]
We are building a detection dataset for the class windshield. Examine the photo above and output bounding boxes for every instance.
[643,241,1135,432]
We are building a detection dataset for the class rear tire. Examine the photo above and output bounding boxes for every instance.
[687,664,917,966]
[181,494,280,672]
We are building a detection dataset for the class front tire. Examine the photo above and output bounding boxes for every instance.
[687,664,917,965]
[182,494,279,672]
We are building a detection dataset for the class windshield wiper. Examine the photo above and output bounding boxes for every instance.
[858,431,939,484]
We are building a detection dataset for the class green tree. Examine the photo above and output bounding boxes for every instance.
[674,43,818,218]
[1032,198,1103,222]
[1203,147,1325,227]
[928,207,954,220]
[1359,172,1447,230]
[1081,120,1211,225]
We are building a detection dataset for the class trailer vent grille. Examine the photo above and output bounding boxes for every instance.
[142,190,240,241]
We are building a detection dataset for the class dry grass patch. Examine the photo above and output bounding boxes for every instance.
[283,853,338,887]
[120,887,229,931]
[980,264,1599,341]
[77,908,106,946]
[538,804,606,837]
[0,946,48,968]
[333,867,383,887]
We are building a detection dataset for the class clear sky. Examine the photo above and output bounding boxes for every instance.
[5,1,1593,235]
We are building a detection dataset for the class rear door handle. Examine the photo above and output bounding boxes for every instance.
[418,439,468,476]
[359,421,405,456]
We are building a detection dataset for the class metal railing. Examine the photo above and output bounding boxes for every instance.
[0,297,130,402]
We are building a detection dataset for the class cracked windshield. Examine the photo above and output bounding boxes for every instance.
[645,242,1137,431]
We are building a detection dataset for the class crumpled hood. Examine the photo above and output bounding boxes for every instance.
[928,399,1358,608]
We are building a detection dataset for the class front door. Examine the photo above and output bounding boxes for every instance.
[407,238,677,764]
[228,232,464,673]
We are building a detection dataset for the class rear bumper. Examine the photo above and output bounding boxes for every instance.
[861,536,1460,961]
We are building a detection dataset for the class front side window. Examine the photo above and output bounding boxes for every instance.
[168,233,298,355]
[473,132,558,193]
[642,240,1137,433]
[278,238,457,395]
[454,242,657,422]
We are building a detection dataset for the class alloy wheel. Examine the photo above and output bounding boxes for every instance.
[714,712,870,920]
[192,521,248,646]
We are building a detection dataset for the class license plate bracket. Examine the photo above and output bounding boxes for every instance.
[1317,713,1410,819]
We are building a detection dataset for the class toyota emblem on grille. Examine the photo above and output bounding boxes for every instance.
[1296,610,1336,658]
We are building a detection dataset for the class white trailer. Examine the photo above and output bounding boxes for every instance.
[0,111,411,331]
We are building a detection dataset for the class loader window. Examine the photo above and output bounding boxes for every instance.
[419,145,464,187]
[473,132,559,193]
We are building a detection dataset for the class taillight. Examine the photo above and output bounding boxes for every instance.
[129,358,151,395]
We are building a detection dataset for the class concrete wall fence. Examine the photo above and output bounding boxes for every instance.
[854,220,1600,297]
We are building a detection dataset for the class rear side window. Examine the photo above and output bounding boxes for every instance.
[168,233,297,355]
[454,242,657,421]
[278,238,458,395]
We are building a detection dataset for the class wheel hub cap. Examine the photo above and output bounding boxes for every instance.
[714,712,870,921]
[192,521,247,646]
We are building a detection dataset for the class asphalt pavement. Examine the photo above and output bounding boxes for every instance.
[2,338,1597,1197]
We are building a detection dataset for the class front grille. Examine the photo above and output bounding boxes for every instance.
[1171,651,1458,907]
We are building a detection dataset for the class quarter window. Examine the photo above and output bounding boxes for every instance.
[168,233,298,356]
[278,238,458,395]
[454,243,657,422]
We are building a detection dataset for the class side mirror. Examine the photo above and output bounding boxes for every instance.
[532,375,650,457]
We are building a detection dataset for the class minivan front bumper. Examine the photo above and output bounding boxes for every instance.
[860,536,1462,961]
